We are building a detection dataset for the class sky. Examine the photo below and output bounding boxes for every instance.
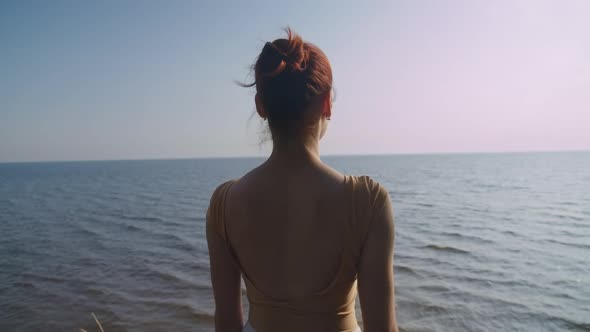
[1,0,589,162]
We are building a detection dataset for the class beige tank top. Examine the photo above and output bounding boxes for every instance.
[207,175,391,332]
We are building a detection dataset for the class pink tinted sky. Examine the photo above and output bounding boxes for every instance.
[323,0,589,155]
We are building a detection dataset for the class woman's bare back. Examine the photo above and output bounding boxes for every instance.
[224,162,350,299]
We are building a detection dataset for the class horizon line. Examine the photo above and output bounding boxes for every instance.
[1,149,588,164]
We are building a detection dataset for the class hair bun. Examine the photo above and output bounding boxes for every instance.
[275,27,308,72]
[258,28,308,80]
[264,42,288,62]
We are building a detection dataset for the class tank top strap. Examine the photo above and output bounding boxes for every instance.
[309,174,384,294]
[206,179,238,243]
[348,175,384,267]
[207,180,271,299]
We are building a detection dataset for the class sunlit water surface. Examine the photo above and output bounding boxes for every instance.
[1,152,589,331]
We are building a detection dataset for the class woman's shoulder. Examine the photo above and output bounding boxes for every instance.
[210,178,239,200]
[208,178,240,217]
[349,175,393,246]
[206,179,239,237]
[349,175,389,201]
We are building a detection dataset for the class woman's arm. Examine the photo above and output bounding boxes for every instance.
[207,215,244,332]
[357,187,399,332]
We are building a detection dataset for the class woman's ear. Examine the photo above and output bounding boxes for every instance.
[255,93,268,119]
[322,91,332,119]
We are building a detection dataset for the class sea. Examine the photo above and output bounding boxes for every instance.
[1,152,589,332]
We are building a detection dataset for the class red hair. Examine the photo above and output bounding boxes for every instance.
[241,28,333,139]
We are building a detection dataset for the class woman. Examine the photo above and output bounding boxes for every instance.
[206,28,398,332]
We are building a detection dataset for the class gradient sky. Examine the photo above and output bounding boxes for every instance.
[1,0,589,162]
